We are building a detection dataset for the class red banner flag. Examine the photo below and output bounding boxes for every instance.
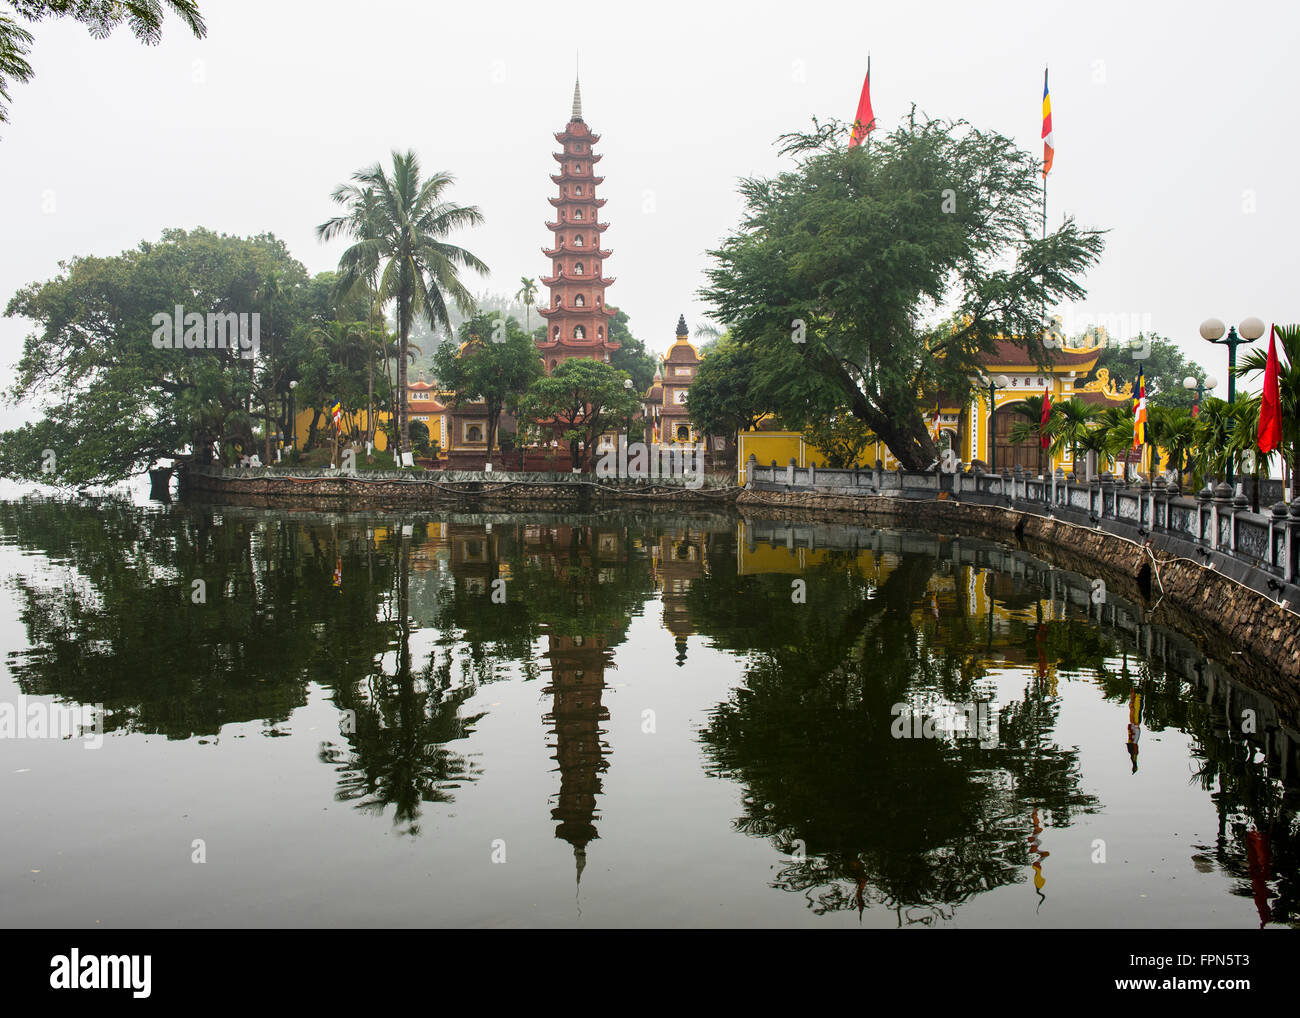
[1039,387,1052,450]
[849,57,875,148]
[1258,324,1282,454]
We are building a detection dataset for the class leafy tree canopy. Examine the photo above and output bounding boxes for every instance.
[432,312,541,456]
[1,1,206,128]
[519,358,638,469]
[608,309,657,393]
[803,413,876,469]
[0,227,315,483]
[701,112,1106,469]
[687,336,778,438]
[1089,332,1206,411]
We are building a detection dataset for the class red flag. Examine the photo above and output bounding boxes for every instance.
[1040,387,1052,450]
[1258,324,1282,454]
[849,57,875,148]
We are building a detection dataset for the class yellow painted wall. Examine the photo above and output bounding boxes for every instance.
[737,431,886,484]
[288,407,448,454]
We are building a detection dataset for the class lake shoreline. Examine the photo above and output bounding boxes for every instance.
[175,466,1300,696]
[178,464,741,512]
[736,488,1300,698]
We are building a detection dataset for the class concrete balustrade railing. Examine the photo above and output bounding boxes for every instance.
[745,454,1300,589]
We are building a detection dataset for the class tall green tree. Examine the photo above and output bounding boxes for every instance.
[432,313,541,460]
[519,359,638,470]
[608,309,657,393]
[702,113,1105,470]
[0,228,310,482]
[1,1,206,128]
[1091,332,1207,411]
[318,152,487,464]
[686,337,772,439]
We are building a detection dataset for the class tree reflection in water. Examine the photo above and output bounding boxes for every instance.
[0,497,1294,922]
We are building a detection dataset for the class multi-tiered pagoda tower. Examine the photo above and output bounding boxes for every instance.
[537,79,619,372]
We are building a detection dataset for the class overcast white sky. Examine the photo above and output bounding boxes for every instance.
[1,0,1296,423]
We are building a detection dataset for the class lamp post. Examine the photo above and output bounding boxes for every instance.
[621,376,635,457]
[288,380,298,462]
[1181,373,1218,415]
[1181,374,1218,417]
[983,374,1011,473]
[1199,317,1264,485]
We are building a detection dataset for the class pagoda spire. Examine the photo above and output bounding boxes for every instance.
[537,74,618,372]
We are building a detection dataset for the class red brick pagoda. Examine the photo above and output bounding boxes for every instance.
[537,78,620,372]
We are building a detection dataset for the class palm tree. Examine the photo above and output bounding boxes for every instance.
[1192,397,1234,485]
[1005,395,1050,475]
[1236,323,1300,497]
[1101,411,1138,479]
[318,152,487,464]
[1147,405,1196,487]
[0,14,34,130]
[307,319,368,449]
[514,277,538,333]
[1088,406,1133,477]
[1226,395,1272,511]
[1046,398,1101,479]
[1078,425,1110,481]
[693,321,733,355]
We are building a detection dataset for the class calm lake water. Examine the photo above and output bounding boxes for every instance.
[1,494,1296,928]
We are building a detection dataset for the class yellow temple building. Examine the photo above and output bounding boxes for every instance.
[737,327,1134,484]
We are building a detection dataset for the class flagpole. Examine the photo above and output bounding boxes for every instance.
[1042,65,1049,243]
[864,53,871,157]
[1040,65,1050,337]
[1041,170,1047,338]
[1042,173,1047,242]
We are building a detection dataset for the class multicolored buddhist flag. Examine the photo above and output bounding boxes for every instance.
[329,400,342,426]
[1041,67,1054,177]
[1258,324,1283,455]
[1039,387,1052,450]
[1132,368,1147,450]
[849,56,876,148]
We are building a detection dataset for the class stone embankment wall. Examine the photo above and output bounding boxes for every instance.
[739,488,1300,690]
[180,466,739,512]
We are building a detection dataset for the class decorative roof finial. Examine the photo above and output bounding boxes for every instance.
[572,62,583,121]
[675,314,688,338]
